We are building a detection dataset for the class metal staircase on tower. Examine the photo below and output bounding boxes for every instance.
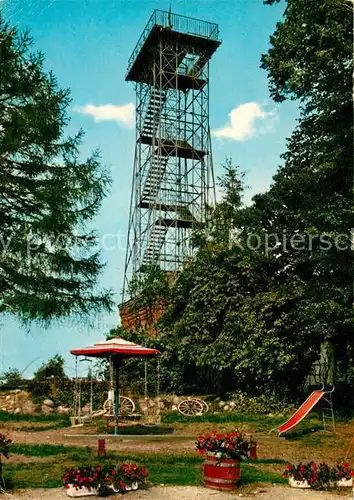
[139,155,169,206]
[141,89,167,143]
[142,222,168,266]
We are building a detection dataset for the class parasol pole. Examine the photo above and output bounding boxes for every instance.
[157,357,160,421]
[114,357,121,436]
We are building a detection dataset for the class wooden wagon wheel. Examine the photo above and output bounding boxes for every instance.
[103,398,114,416]
[199,399,209,414]
[119,396,135,416]
[178,398,204,416]
[103,396,135,416]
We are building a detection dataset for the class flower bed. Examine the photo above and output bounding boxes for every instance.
[283,461,354,489]
[333,462,353,485]
[62,463,148,497]
[196,429,255,459]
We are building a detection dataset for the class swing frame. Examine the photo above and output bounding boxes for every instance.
[71,354,161,434]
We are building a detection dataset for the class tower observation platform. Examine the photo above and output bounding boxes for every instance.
[122,9,221,306]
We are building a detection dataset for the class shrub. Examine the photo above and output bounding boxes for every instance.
[34,355,67,380]
[0,368,23,387]
[225,391,294,415]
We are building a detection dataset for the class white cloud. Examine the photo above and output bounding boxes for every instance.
[212,102,276,141]
[74,102,135,128]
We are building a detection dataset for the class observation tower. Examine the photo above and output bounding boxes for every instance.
[121,9,221,313]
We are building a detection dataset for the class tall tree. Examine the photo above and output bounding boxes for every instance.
[192,158,246,249]
[238,0,353,387]
[158,163,256,393]
[157,0,353,398]
[0,18,113,321]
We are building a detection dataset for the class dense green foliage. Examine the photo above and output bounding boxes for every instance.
[116,0,353,402]
[240,0,352,394]
[0,17,113,321]
[33,354,67,380]
[0,368,23,387]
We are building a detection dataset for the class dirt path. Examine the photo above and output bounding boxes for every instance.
[4,486,352,499]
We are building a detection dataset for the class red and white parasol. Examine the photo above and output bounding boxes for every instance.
[70,337,160,358]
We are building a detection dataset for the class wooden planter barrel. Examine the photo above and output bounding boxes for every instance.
[203,453,241,490]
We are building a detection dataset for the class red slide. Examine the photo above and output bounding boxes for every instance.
[273,390,325,435]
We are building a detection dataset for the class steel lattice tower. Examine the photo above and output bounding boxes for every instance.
[122,10,221,301]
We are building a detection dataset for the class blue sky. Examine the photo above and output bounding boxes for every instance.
[1,0,299,378]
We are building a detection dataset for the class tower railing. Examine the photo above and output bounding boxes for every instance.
[127,9,220,78]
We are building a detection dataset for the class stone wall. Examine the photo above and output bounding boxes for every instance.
[0,390,36,414]
[0,389,291,417]
[0,389,209,417]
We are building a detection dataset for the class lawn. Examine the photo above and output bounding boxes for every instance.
[0,410,69,424]
[1,409,352,491]
[5,443,286,489]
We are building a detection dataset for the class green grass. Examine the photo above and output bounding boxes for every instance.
[4,457,286,489]
[252,458,286,465]
[241,464,286,484]
[0,410,68,423]
[4,463,63,489]
[11,443,92,457]
[14,420,71,432]
[7,443,287,489]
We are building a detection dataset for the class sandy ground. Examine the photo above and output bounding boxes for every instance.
[2,485,352,499]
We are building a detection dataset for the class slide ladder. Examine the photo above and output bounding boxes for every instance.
[270,386,335,436]
[321,388,335,433]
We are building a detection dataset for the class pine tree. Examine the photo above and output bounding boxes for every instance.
[0,18,113,321]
